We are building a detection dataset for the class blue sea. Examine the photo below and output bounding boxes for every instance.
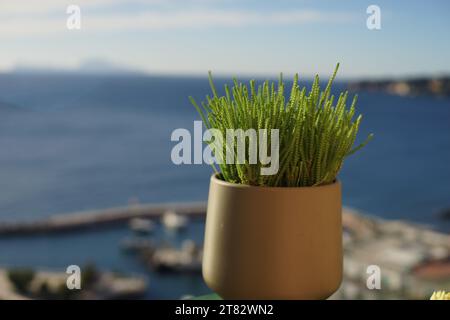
[0,73,449,298]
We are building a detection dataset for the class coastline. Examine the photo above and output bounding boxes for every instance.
[0,202,206,237]
[0,202,448,237]
[0,266,147,300]
[348,77,450,97]
[0,202,448,299]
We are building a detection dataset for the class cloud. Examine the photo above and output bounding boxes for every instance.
[0,0,167,15]
[0,0,112,15]
[0,0,210,16]
[86,10,354,30]
[0,8,355,38]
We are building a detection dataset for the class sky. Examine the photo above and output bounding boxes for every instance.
[1,0,450,78]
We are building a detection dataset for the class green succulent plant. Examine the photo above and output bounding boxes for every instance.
[190,64,373,187]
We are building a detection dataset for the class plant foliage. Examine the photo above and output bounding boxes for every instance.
[8,268,35,293]
[190,64,373,187]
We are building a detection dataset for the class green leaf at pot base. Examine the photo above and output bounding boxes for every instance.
[192,293,222,300]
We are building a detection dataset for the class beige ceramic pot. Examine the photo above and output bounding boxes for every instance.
[202,174,343,299]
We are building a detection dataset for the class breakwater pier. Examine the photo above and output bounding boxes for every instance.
[0,202,207,237]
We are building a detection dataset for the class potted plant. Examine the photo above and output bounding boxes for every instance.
[190,64,372,299]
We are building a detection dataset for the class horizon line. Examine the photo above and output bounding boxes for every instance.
[1,68,450,82]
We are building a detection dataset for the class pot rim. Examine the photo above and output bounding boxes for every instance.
[211,173,340,190]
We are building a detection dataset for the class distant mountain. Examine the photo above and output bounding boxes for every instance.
[76,58,142,75]
[10,65,68,74]
[10,58,143,75]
